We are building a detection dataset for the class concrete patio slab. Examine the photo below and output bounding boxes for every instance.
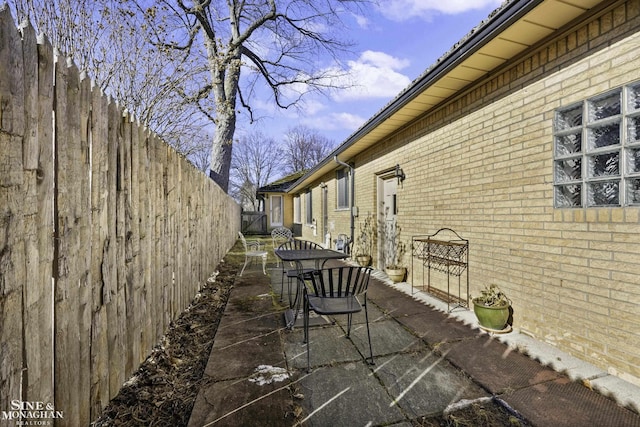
[346,317,428,357]
[295,363,406,426]
[284,326,363,370]
[213,311,282,344]
[503,376,640,427]
[188,263,640,426]
[439,335,563,395]
[395,311,480,345]
[187,373,297,427]
[203,324,285,381]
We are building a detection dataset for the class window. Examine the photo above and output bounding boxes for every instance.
[336,168,350,209]
[305,190,313,224]
[554,82,640,207]
[293,196,301,224]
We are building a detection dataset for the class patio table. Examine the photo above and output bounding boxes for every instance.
[274,247,348,328]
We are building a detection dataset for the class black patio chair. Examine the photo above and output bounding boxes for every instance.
[277,239,324,305]
[303,266,374,372]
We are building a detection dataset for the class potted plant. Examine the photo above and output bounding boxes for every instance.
[381,217,406,283]
[353,214,376,266]
[472,284,512,331]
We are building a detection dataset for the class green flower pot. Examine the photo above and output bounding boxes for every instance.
[472,299,510,331]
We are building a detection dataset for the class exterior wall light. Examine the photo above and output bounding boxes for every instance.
[395,164,406,185]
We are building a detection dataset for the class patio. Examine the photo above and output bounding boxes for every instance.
[187,248,640,426]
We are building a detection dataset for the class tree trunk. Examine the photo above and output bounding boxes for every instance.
[205,34,241,193]
[208,121,233,192]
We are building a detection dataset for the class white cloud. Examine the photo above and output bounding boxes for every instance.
[296,111,365,134]
[330,50,412,102]
[378,0,503,21]
[353,13,370,29]
[245,51,412,141]
[326,112,368,131]
[297,98,328,116]
[360,50,410,71]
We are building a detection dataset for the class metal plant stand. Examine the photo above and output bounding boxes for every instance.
[411,228,469,311]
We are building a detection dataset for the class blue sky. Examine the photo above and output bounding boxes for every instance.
[241,0,504,146]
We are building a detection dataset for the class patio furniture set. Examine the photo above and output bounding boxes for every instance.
[237,228,374,372]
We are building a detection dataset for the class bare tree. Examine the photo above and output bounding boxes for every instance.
[95,6,213,168]
[283,125,335,174]
[132,0,368,192]
[9,0,213,168]
[229,131,284,210]
[10,0,105,72]
[188,137,214,172]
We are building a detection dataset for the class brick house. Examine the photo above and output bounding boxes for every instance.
[259,0,640,386]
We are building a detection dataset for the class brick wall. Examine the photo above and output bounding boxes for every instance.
[304,1,640,386]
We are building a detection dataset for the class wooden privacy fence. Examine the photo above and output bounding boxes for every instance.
[0,9,240,425]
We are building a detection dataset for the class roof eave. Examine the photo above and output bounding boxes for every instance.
[287,0,544,193]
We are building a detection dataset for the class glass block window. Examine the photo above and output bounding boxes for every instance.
[554,82,640,207]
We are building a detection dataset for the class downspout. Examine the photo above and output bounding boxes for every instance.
[334,156,355,247]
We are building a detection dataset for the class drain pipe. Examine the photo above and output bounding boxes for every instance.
[334,156,355,248]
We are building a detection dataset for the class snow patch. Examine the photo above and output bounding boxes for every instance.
[248,365,290,386]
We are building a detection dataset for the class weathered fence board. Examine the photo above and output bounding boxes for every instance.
[34,30,55,407]
[54,55,83,424]
[0,12,241,426]
[0,5,25,416]
[138,130,152,358]
[89,85,110,419]
[21,10,46,411]
[78,70,94,425]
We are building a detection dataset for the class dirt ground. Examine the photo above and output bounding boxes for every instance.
[91,238,527,427]
[91,253,239,427]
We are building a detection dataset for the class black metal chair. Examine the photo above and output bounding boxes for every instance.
[277,239,324,305]
[303,266,374,372]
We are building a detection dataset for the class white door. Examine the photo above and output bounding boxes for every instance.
[379,178,397,267]
[383,178,397,220]
[270,195,283,227]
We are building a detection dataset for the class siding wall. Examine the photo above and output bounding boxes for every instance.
[301,1,640,386]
